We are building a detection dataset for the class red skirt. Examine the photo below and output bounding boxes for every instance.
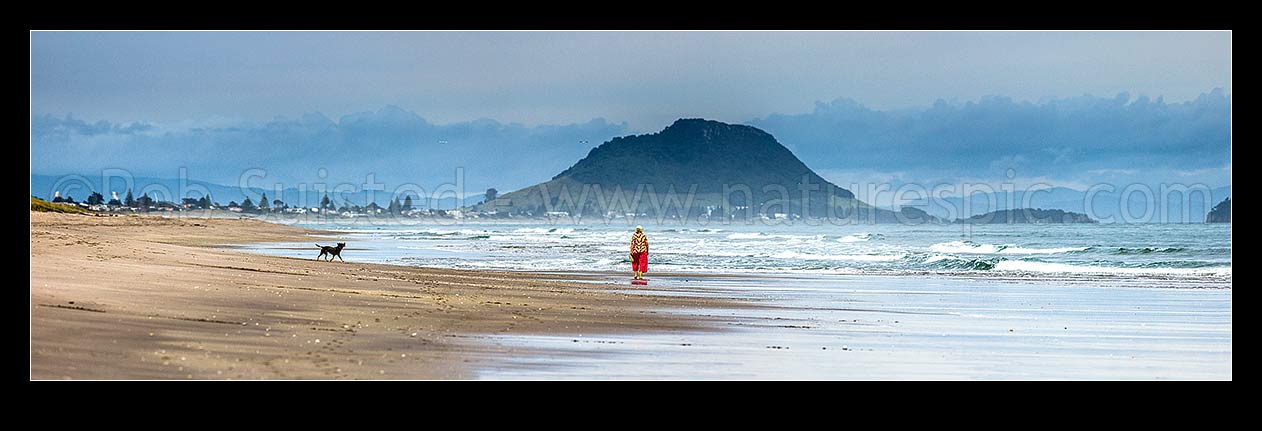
[631,252,648,272]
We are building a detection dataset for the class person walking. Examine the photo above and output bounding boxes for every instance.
[629,225,649,280]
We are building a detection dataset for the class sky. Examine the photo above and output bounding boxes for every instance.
[31,31,1231,130]
[30,31,1232,201]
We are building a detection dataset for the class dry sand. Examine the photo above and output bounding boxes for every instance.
[30,212,744,379]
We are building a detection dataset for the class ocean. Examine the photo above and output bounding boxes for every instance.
[247,221,1231,287]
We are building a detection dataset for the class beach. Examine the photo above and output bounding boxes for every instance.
[29,212,743,379]
[30,212,1231,380]
[29,29,1232,381]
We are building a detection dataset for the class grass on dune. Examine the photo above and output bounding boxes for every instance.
[31,197,90,214]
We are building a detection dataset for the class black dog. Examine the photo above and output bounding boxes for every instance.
[316,243,346,262]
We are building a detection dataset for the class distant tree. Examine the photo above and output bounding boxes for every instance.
[107,197,121,206]
[241,197,256,211]
[485,188,498,203]
[388,198,401,214]
[64,195,77,204]
[199,196,212,209]
[124,189,136,207]
[259,193,270,210]
[403,195,414,211]
[182,198,200,207]
[228,201,239,208]
[137,192,154,209]
[86,192,104,205]
[321,194,333,211]
[273,199,285,209]
[337,204,350,213]
[52,195,65,203]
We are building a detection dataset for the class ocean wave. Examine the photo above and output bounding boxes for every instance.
[662,228,724,234]
[929,240,1087,255]
[1001,246,1090,254]
[659,250,757,258]
[993,260,1232,276]
[512,227,575,234]
[725,232,820,240]
[1112,247,1187,255]
[768,250,904,262]
[929,240,1005,254]
[921,255,999,270]
[390,229,490,238]
[1137,260,1226,269]
[838,233,885,243]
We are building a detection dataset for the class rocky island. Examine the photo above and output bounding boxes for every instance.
[1206,197,1231,223]
[955,208,1098,224]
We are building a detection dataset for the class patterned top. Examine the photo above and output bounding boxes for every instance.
[630,231,648,254]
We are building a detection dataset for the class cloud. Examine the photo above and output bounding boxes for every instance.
[1087,168,1138,175]
[30,107,631,193]
[747,89,1231,185]
[31,114,155,137]
[1175,164,1233,177]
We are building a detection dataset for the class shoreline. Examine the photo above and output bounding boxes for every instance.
[30,211,753,379]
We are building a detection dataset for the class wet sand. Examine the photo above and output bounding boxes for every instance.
[477,274,1231,379]
[29,212,747,379]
